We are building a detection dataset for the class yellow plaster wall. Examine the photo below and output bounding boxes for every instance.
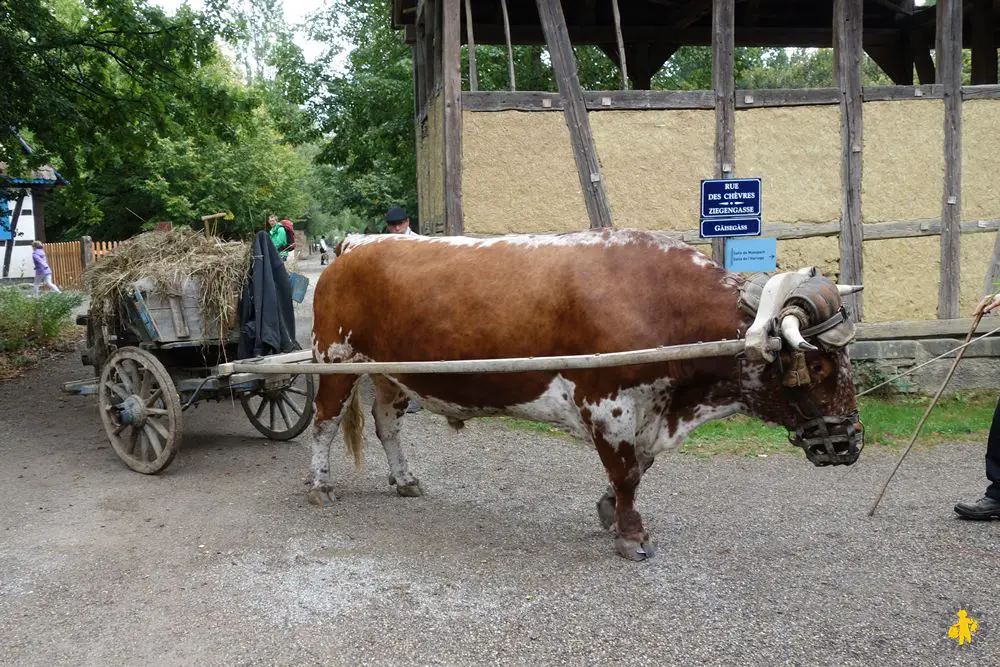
[735,106,841,224]
[862,100,944,223]
[860,234,995,322]
[776,237,842,281]
[589,110,714,231]
[963,100,1000,221]
[462,111,587,234]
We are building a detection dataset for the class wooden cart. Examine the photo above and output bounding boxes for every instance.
[65,274,315,474]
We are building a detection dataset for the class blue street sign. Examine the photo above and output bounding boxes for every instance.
[700,217,761,238]
[700,178,761,219]
[725,237,777,273]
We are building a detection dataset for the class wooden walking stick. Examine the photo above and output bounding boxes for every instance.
[868,311,985,517]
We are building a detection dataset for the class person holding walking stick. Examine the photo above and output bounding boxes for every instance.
[954,292,1000,519]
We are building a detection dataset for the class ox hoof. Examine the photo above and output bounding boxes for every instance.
[615,536,656,561]
[396,481,424,497]
[596,495,616,531]
[307,487,337,508]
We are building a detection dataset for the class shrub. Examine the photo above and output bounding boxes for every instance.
[0,287,84,352]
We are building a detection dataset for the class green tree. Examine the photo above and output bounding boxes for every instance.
[308,0,417,226]
[1,0,245,179]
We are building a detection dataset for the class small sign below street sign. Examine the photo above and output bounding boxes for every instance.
[700,217,762,239]
[725,237,777,273]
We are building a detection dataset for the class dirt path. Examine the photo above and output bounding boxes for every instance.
[1,256,999,665]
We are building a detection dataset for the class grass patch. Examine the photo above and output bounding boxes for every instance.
[0,287,85,380]
[493,393,996,458]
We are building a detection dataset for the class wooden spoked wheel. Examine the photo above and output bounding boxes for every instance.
[98,347,182,474]
[241,372,316,441]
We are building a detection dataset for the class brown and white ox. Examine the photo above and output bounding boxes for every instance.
[308,228,864,560]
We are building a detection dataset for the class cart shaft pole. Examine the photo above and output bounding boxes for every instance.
[219,338,778,376]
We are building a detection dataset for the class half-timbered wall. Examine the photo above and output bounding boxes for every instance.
[458,91,1000,322]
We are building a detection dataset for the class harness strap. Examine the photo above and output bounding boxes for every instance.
[800,306,847,338]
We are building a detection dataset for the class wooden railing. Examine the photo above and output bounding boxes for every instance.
[44,237,120,290]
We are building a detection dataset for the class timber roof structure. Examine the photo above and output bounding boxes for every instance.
[391,1,951,48]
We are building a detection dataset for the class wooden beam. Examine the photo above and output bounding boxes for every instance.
[462,24,904,48]
[1,192,25,278]
[984,227,1000,298]
[535,0,614,228]
[910,29,936,84]
[464,0,478,91]
[863,84,942,100]
[835,0,865,320]
[971,0,998,84]
[671,218,1000,247]
[711,0,735,264]
[610,0,628,89]
[855,316,1000,341]
[623,42,678,90]
[500,0,516,90]
[937,0,962,319]
[443,0,464,234]
[963,84,1000,99]
[865,44,912,86]
[460,86,965,112]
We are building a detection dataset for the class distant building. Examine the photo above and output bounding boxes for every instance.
[1,136,69,279]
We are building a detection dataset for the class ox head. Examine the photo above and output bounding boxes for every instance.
[740,268,864,466]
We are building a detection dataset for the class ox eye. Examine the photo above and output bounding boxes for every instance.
[810,362,825,374]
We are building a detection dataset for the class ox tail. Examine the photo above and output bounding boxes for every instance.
[341,382,365,470]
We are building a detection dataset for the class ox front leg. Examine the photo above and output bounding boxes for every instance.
[372,377,423,497]
[592,433,655,561]
[596,456,654,530]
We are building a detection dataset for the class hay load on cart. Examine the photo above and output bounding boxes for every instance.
[83,228,251,366]
[68,228,315,474]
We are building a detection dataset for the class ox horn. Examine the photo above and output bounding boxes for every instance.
[837,284,864,296]
[781,314,819,351]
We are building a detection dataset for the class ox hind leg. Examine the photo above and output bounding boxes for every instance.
[596,456,655,531]
[591,431,656,561]
[307,373,362,507]
[371,376,423,497]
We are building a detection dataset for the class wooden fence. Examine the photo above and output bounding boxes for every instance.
[44,238,120,290]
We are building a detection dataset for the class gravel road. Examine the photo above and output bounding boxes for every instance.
[1,256,998,666]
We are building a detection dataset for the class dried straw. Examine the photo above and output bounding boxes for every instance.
[85,228,250,345]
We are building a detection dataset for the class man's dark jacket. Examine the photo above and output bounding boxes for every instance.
[238,231,297,358]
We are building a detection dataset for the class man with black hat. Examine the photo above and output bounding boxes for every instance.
[383,205,422,413]
[385,206,417,235]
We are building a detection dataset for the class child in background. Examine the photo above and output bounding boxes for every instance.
[32,241,61,297]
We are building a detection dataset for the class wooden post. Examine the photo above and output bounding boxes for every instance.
[834,0,864,321]
[500,0,516,90]
[711,0,735,264]
[464,0,478,91]
[80,236,94,270]
[414,11,428,115]
[536,0,614,229]
[983,228,1000,297]
[610,0,629,90]
[1,191,25,278]
[937,0,963,319]
[442,0,464,235]
[971,0,997,85]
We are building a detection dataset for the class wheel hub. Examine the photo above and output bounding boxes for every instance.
[117,395,147,426]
